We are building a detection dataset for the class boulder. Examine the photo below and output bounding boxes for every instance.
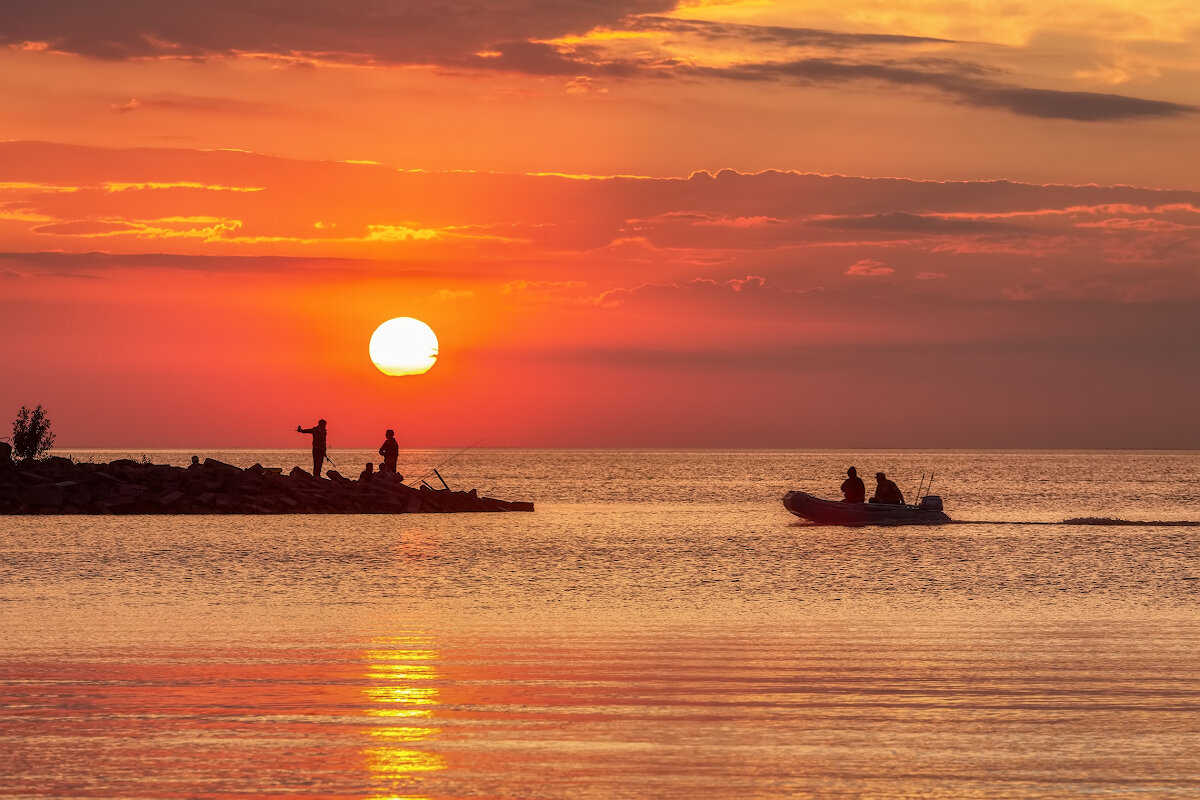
[151,490,186,508]
[24,483,65,508]
[54,480,91,507]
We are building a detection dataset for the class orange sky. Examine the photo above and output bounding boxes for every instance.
[2,1,1199,448]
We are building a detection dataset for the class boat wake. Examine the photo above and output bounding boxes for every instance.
[1059,517,1200,527]
[952,518,1200,527]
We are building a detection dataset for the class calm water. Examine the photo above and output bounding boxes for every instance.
[2,450,1199,798]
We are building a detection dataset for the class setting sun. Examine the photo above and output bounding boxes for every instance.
[369,317,439,376]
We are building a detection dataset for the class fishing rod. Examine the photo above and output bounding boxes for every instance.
[404,436,489,489]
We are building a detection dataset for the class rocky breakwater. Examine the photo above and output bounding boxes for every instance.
[0,457,535,515]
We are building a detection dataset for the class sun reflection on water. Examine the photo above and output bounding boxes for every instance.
[361,635,446,796]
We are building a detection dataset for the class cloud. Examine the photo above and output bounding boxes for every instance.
[628,16,955,49]
[846,259,893,276]
[503,279,587,293]
[962,85,1195,122]
[812,211,1010,233]
[0,0,676,64]
[0,250,357,275]
[699,58,1196,122]
[30,220,141,236]
[4,3,1191,122]
[5,141,1200,303]
[108,94,289,116]
[597,275,823,316]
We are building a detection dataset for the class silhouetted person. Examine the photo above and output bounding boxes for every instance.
[840,466,865,503]
[358,463,374,482]
[871,472,905,505]
[379,429,399,474]
[296,419,328,477]
[190,455,200,467]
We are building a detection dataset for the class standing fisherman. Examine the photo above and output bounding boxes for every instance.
[378,429,399,476]
[296,419,328,477]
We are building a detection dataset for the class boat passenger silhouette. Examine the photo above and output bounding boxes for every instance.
[870,472,905,505]
[379,429,399,474]
[296,419,328,477]
[840,466,866,503]
[358,463,374,482]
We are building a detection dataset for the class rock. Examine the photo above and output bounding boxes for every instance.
[116,483,145,499]
[54,480,91,507]
[0,456,532,515]
[151,490,186,507]
[24,483,65,508]
[99,497,139,514]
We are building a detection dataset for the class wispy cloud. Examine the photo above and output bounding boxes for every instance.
[846,259,893,276]
[4,2,1192,122]
[4,141,1200,303]
[692,59,1195,121]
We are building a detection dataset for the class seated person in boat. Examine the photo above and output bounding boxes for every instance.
[870,472,905,505]
[358,463,374,482]
[840,466,866,503]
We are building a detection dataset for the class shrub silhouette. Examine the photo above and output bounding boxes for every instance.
[12,405,55,460]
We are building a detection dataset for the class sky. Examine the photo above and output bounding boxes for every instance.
[2,0,1199,449]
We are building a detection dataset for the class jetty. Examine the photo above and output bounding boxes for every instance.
[0,457,534,515]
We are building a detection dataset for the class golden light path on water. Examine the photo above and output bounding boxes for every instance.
[362,635,446,800]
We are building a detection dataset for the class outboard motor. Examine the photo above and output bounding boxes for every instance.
[918,495,943,512]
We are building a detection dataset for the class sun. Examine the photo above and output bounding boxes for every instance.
[369,317,439,376]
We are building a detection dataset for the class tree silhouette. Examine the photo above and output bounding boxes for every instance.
[12,405,55,460]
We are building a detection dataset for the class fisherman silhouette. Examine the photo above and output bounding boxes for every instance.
[840,466,866,503]
[358,462,374,482]
[379,429,399,474]
[870,472,905,505]
[296,419,328,477]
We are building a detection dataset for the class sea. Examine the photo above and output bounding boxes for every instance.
[2,449,1198,799]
